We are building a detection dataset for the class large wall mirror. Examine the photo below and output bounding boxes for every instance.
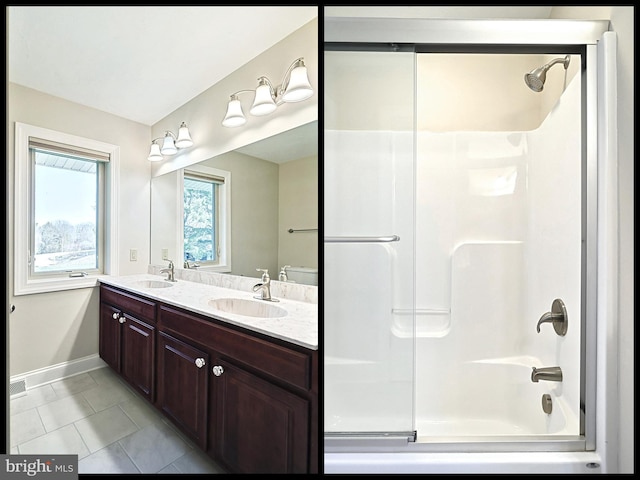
[150,121,318,284]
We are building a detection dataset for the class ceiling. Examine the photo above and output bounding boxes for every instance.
[7,6,318,126]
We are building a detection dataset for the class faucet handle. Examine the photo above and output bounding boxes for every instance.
[279,265,291,282]
[536,298,568,336]
[256,268,269,282]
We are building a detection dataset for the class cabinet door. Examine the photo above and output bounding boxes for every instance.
[211,357,309,473]
[99,303,121,371]
[156,331,209,449]
[121,315,155,401]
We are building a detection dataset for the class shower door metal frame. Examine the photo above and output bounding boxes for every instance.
[324,16,611,455]
[324,44,418,439]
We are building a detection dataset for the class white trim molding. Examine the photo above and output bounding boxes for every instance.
[9,354,108,392]
[13,122,120,295]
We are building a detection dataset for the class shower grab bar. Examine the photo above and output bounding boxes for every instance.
[324,235,400,243]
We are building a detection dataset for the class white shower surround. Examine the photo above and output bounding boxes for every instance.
[414,73,582,436]
[324,17,616,474]
[325,73,581,437]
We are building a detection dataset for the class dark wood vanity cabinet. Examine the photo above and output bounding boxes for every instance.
[99,285,156,402]
[211,356,309,473]
[156,331,209,450]
[99,284,318,474]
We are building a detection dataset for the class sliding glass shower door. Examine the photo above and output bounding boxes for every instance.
[324,48,416,436]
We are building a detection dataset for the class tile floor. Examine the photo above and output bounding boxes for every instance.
[9,366,226,474]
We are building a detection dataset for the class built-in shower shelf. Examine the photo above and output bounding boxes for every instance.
[391,307,451,338]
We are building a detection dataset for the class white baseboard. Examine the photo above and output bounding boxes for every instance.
[9,354,108,392]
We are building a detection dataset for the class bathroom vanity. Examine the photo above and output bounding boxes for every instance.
[98,273,318,474]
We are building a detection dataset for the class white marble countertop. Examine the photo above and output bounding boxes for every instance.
[98,273,318,351]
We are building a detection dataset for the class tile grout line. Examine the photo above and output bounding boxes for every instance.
[70,422,92,460]
[112,439,143,474]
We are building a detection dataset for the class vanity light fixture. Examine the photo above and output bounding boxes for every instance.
[222,57,313,128]
[147,122,194,161]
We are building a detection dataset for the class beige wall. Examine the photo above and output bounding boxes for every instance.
[7,83,152,376]
[198,151,280,277]
[278,155,318,269]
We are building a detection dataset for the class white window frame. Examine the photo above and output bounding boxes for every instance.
[14,122,120,295]
[179,165,231,273]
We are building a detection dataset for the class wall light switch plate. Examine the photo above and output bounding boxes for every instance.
[162,248,169,260]
[130,249,138,262]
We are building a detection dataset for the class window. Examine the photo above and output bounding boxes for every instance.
[30,140,106,276]
[181,166,230,271]
[14,123,119,295]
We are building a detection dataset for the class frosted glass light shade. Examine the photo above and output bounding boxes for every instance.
[222,97,247,127]
[282,63,313,102]
[175,122,193,148]
[250,81,277,116]
[160,133,177,155]
[147,143,163,161]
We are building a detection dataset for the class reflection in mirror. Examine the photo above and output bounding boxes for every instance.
[150,121,318,284]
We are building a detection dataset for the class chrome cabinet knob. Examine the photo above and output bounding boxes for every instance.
[118,316,126,324]
[212,365,224,376]
[112,312,119,320]
[195,358,206,368]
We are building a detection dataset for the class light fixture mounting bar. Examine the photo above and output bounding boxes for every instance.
[222,57,313,128]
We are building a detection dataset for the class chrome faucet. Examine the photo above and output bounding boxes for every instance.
[253,268,279,302]
[184,260,200,269]
[531,366,563,383]
[160,260,177,282]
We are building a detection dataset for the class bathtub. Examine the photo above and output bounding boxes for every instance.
[324,355,598,474]
[415,355,580,437]
[326,354,579,434]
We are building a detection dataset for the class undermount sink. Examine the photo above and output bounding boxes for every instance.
[207,298,287,318]
[130,280,175,289]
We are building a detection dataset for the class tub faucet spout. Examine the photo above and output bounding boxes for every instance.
[531,366,563,383]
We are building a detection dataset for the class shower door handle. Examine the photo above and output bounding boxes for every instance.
[324,235,400,243]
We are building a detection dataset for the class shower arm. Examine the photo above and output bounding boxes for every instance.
[543,56,570,71]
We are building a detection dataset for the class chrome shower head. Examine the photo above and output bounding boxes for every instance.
[524,55,570,92]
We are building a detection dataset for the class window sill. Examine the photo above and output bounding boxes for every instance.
[14,275,103,296]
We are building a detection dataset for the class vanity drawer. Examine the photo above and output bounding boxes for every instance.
[158,304,311,391]
[100,285,156,323]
